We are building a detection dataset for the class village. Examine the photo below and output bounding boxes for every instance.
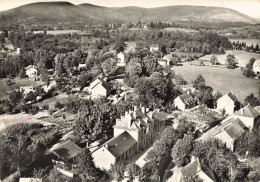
[0,1,260,182]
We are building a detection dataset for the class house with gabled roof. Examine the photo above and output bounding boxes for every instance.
[52,140,83,162]
[19,178,42,182]
[234,104,260,130]
[150,44,159,52]
[217,91,240,114]
[89,77,111,98]
[25,65,37,78]
[92,106,166,170]
[174,94,196,112]
[198,117,246,151]
[181,157,216,182]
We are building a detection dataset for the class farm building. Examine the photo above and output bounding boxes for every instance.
[174,94,196,112]
[90,77,111,98]
[117,51,126,64]
[20,86,35,95]
[217,91,240,114]
[253,59,260,74]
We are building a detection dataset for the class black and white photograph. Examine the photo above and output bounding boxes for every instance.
[0,0,260,181]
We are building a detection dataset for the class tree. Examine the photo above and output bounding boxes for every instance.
[196,85,214,107]
[74,149,102,181]
[244,93,260,107]
[213,91,222,108]
[171,135,194,167]
[18,67,27,78]
[243,58,256,78]
[110,162,124,181]
[210,55,218,65]
[78,73,92,89]
[226,54,237,69]
[114,38,125,53]
[192,74,205,90]
[101,58,118,76]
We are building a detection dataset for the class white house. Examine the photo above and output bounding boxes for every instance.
[20,86,34,95]
[158,59,168,67]
[217,91,239,114]
[150,44,159,52]
[19,178,42,182]
[174,94,195,112]
[253,59,260,75]
[90,78,111,98]
[180,157,216,182]
[234,104,260,130]
[25,65,37,78]
[92,106,166,170]
[16,48,21,54]
[117,52,126,65]
[78,64,86,71]
[162,55,172,65]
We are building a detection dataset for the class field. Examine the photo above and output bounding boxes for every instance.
[172,62,260,102]
[34,93,68,110]
[199,50,260,67]
[229,38,260,47]
[0,78,43,100]
[32,30,88,35]
[164,27,198,33]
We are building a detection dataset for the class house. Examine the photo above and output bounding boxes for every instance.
[25,65,37,78]
[90,77,111,98]
[19,178,42,182]
[217,91,240,114]
[117,51,126,64]
[20,86,34,95]
[253,59,260,74]
[150,44,159,52]
[52,140,83,163]
[158,59,168,67]
[198,117,246,151]
[16,48,21,54]
[78,64,86,71]
[92,106,166,170]
[174,94,195,112]
[162,55,173,65]
[180,157,216,182]
[234,104,260,130]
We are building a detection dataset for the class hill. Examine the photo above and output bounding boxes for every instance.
[0,2,258,24]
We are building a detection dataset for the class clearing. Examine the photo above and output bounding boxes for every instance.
[199,50,260,67]
[172,62,260,102]
[164,27,198,33]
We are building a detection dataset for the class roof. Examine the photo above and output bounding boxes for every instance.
[224,122,245,139]
[254,106,260,113]
[235,104,260,118]
[52,140,83,161]
[226,91,239,102]
[176,94,193,105]
[0,52,7,58]
[150,44,159,48]
[152,111,167,121]
[198,117,244,141]
[253,59,260,66]
[182,158,216,182]
[19,178,42,182]
[25,65,37,70]
[106,131,137,158]
[91,78,111,92]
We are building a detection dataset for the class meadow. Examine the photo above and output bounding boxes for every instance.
[164,27,198,33]
[172,62,260,102]
[199,50,260,67]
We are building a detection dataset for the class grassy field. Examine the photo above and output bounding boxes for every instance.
[172,62,260,102]
[34,93,68,110]
[0,77,43,100]
[199,50,260,67]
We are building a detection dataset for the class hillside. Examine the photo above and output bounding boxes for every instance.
[0,2,258,24]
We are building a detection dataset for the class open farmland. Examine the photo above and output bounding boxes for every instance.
[199,50,260,67]
[172,62,260,102]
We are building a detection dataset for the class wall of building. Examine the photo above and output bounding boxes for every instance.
[92,146,116,170]
[237,116,254,130]
[217,96,234,114]
[174,97,186,111]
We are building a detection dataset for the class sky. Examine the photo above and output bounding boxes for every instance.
[0,0,260,18]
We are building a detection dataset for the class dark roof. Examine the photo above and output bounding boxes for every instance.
[235,104,259,118]
[182,158,216,182]
[152,111,167,121]
[224,122,245,139]
[227,91,239,102]
[106,131,137,158]
[53,140,83,161]
[177,94,193,105]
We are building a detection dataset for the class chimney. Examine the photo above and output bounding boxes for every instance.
[128,119,132,128]
[105,143,108,149]
[141,107,146,114]
[134,105,138,111]
[241,108,244,115]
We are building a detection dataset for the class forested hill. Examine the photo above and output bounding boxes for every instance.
[0,2,258,24]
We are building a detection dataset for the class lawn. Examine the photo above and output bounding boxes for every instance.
[172,62,260,102]
[34,93,68,109]
[199,50,260,67]
[164,27,198,33]
[0,77,43,100]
